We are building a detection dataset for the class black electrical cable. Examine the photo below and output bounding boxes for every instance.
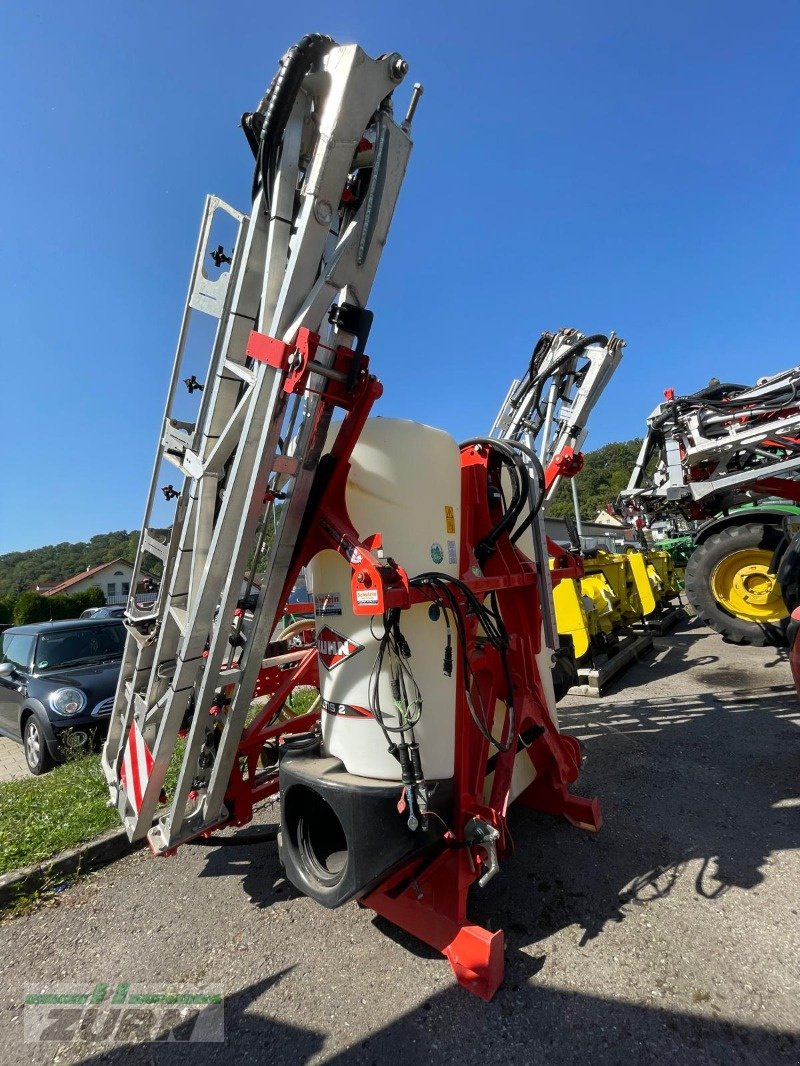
[410,572,516,751]
[368,608,423,756]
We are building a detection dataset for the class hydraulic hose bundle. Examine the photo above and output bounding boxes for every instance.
[242,33,336,206]
[508,332,610,440]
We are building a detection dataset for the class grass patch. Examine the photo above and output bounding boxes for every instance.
[0,688,321,880]
[247,686,319,725]
[0,756,117,878]
[289,687,319,716]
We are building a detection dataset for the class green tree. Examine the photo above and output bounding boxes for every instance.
[0,531,140,597]
[547,438,643,521]
[12,587,106,625]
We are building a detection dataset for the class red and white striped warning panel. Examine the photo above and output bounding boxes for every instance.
[120,720,155,815]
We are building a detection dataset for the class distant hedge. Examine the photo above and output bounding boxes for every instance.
[10,586,106,626]
[0,594,15,627]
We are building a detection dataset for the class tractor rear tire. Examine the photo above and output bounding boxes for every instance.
[777,530,800,614]
[684,522,787,646]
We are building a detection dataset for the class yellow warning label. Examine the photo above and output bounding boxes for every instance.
[445,506,456,535]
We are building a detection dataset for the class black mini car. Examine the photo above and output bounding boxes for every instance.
[0,618,125,774]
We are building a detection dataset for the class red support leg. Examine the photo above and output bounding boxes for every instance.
[515,732,602,831]
[362,850,505,1001]
[516,774,602,832]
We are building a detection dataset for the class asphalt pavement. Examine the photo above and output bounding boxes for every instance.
[0,616,798,1064]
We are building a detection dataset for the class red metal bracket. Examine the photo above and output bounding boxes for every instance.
[363,850,504,1001]
[246,327,320,394]
[544,446,584,492]
[246,327,369,408]
[547,535,584,587]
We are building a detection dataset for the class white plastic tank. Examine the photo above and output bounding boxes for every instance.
[308,418,461,781]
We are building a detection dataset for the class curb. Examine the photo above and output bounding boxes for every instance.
[0,826,142,910]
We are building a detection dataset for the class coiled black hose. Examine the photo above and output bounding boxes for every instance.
[242,33,336,207]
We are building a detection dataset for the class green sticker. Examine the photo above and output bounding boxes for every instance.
[430,542,444,565]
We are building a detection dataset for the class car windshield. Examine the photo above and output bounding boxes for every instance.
[34,625,126,671]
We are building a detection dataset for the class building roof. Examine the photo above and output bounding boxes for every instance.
[593,510,626,527]
[43,558,133,597]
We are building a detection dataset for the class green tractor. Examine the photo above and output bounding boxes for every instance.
[623,369,800,646]
[682,504,800,645]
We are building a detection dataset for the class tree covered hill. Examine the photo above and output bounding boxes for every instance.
[546,438,643,521]
[0,530,139,596]
[0,439,644,594]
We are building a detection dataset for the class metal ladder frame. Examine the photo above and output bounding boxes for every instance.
[102,42,418,850]
[490,328,624,501]
[488,328,624,649]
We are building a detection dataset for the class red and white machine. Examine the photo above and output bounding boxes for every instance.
[102,34,600,1000]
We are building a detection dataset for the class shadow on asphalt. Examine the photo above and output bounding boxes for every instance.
[67,968,799,1065]
[596,613,789,698]
[519,682,800,943]
[114,621,800,1063]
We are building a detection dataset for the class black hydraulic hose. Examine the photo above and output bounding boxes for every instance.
[499,440,546,545]
[461,437,531,561]
[532,333,608,382]
[509,332,551,406]
[511,333,609,432]
[242,33,336,205]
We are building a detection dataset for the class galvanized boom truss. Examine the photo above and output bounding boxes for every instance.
[102,40,419,851]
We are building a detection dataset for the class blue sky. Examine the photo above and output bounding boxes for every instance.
[2,1,799,554]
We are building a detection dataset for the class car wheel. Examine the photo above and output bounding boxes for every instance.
[23,717,55,775]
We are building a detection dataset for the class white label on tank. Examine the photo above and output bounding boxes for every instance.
[355,588,379,605]
[314,592,342,617]
[447,540,457,565]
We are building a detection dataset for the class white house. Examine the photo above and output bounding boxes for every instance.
[593,509,626,528]
[43,558,144,605]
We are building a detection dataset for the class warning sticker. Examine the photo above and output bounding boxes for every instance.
[355,588,379,606]
[314,592,342,617]
[447,539,458,565]
[445,506,456,535]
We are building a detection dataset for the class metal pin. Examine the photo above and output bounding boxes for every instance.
[401,83,424,133]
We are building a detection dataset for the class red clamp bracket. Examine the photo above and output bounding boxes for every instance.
[317,520,411,614]
[246,328,368,408]
[246,327,320,394]
[544,446,584,492]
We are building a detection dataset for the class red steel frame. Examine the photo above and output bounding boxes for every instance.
[202,331,600,1000]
